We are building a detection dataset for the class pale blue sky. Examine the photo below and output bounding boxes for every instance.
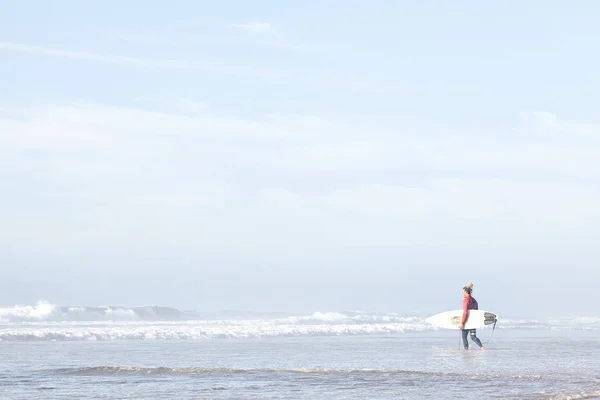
[1,1,600,316]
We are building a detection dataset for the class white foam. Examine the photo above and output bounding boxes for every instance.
[276,311,417,325]
[0,321,429,341]
[0,300,58,322]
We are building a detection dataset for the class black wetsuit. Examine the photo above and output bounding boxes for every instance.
[462,295,483,349]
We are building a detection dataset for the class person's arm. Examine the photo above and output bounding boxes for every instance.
[460,298,469,325]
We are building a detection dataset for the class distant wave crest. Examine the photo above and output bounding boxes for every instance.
[0,300,186,323]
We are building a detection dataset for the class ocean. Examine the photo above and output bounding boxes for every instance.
[1,302,600,399]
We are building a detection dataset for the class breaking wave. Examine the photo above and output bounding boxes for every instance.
[1,301,600,341]
[0,301,186,322]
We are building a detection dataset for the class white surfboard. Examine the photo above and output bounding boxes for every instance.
[426,309,498,330]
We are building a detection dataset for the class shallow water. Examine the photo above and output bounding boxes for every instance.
[2,330,599,399]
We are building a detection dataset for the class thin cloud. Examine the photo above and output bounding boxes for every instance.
[2,102,600,253]
[114,26,327,56]
[0,42,190,68]
[2,102,598,178]
[0,42,290,79]
[225,22,317,53]
[0,41,399,93]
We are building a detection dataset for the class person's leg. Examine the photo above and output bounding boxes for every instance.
[462,329,469,349]
[469,329,484,348]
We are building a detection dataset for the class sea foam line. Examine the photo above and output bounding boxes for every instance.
[0,322,428,341]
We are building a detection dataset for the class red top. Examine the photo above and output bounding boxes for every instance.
[461,295,478,325]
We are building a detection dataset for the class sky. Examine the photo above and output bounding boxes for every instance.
[1,1,600,316]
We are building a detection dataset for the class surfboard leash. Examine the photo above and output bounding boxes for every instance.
[482,319,497,344]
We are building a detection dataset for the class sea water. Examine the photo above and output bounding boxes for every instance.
[1,303,600,399]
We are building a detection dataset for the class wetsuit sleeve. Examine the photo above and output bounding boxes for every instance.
[460,298,469,325]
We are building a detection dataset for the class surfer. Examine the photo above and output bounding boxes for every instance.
[458,283,484,350]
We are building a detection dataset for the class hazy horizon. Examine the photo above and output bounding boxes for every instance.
[2,1,600,318]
